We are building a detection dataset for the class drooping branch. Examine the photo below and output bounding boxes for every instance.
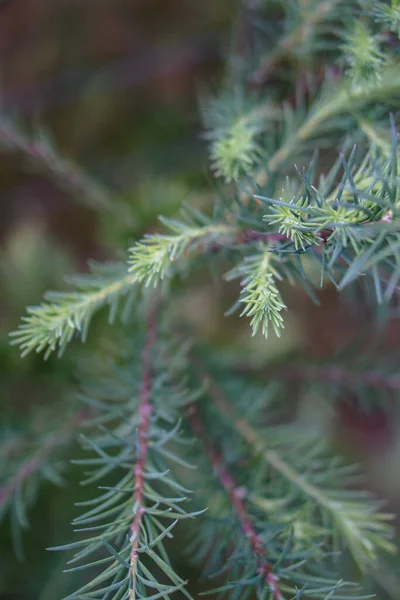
[0,409,87,510]
[129,299,158,600]
[191,359,396,569]
[12,230,288,360]
[193,360,327,495]
[186,402,282,600]
[0,117,112,212]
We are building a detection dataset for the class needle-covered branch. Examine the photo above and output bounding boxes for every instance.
[0,116,112,211]
[193,361,396,571]
[250,0,343,85]
[7,2,400,598]
[47,310,200,600]
[128,301,157,600]
[0,409,87,516]
[187,403,282,600]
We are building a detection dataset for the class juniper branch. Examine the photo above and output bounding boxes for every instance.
[0,116,111,211]
[270,363,400,393]
[6,5,400,596]
[48,318,197,600]
[11,228,288,359]
[193,360,395,570]
[10,262,139,358]
[225,248,287,338]
[129,299,158,600]
[250,0,342,85]
[242,62,400,199]
[0,435,28,462]
[186,402,282,600]
[128,220,236,286]
[0,409,87,512]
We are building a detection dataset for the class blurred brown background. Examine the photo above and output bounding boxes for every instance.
[0,0,236,253]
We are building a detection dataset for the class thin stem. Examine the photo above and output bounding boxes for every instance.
[243,62,400,199]
[186,403,282,600]
[206,229,288,253]
[243,92,346,198]
[280,364,400,392]
[250,0,341,85]
[0,117,111,212]
[235,361,400,392]
[0,435,28,462]
[192,361,348,522]
[0,409,87,510]
[129,300,158,600]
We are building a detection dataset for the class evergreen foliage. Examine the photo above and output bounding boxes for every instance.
[3,1,400,599]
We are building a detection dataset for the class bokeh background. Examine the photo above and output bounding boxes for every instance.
[0,1,399,599]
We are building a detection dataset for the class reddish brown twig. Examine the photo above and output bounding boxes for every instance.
[234,359,400,393]
[278,364,400,392]
[206,230,288,254]
[186,403,282,600]
[129,299,158,599]
[0,408,87,510]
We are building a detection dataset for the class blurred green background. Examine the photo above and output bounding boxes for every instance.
[0,1,400,599]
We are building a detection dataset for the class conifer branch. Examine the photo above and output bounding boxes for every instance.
[202,94,282,182]
[1,435,27,462]
[129,299,158,600]
[250,0,342,85]
[128,220,236,287]
[11,229,289,359]
[6,4,400,596]
[343,22,387,92]
[0,409,87,513]
[234,359,400,395]
[373,0,400,37]
[225,249,286,338]
[269,363,400,393]
[0,116,112,211]
[49,315,197,600]
[242,62,400,198]
[186,403,282,600]
[193,360,395,570]
[10,262,138,358]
